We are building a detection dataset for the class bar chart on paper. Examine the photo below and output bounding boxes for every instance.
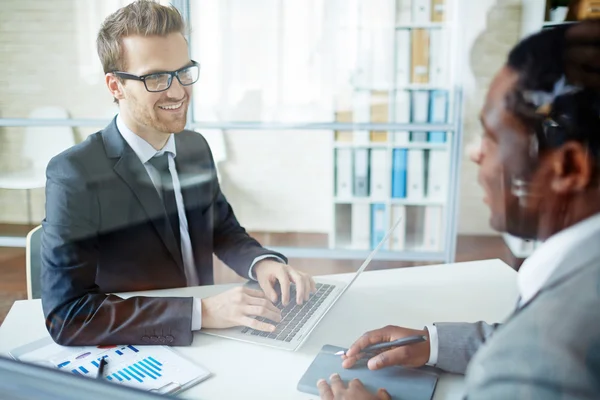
[56,344,210,392]
[9,336,211,395]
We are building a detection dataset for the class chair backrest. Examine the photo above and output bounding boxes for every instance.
[26,225,43,300]
[22,107,77,172]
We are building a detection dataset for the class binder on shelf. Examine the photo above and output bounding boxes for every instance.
[353,149,370,197]
[429,29,448,87]
[431,0,446,22]
[410,90,430,142]
[370,149,390,200]
[371,203,387,250]
[428,90,448,142]
[370,90,389,142]
[411,29,430,84]
[352,204,371,250]
[405,206,426,250]
[335,204,352,249]
[335,148,353,198]
[353,91,371,144]
[407,149,425,199]
[426,149,449,200]
[393,90,411,145]
[395,30,411,87]
[396,0,413,24]
[390,205,407,251]
[335,95,353,142]
[411,0,431,23]
[423,206,444,251]
[391,149,408,198]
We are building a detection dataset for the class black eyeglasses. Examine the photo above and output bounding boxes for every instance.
[112,60,200,92]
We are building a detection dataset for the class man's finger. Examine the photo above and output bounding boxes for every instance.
[243,304,282,324]
[276,270,291,306]
[348,378,365,390]
[309,276,317,294]
[245,294,281,314]
[377,388,392,400]
[367,347,410,370]
[242,287,267,299]
[317,379,334,400]
[345,328,391,358]
[240,316,276,332]
[255,278,279,304]
[289,270,307,304]
[329,373,345,395]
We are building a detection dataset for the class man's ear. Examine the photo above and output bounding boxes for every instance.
[105,73,125,102]
[550,141,593,193]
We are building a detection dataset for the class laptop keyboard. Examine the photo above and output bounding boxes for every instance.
[240,283,335,342]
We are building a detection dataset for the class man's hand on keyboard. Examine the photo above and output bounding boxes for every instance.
[254,260,316,306]
[201,286,282,332]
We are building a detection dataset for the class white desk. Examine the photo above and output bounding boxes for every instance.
[0,259,518,400]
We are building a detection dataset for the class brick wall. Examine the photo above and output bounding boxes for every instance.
[0,0,114,223]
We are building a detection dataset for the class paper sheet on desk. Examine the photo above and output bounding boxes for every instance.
[9,336,211,395]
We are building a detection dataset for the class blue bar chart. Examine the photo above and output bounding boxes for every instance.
[50,342,208,393]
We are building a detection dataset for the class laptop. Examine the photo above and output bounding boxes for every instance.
[200,216,403,351]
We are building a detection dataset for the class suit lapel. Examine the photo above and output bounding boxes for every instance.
[102,119,184,271]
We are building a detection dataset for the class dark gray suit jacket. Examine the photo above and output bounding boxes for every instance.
[41,118,285,347]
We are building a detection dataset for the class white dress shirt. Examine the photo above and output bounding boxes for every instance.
[116,115,284,330]
[426,212,600,366]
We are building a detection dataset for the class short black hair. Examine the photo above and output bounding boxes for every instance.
[505,22,600,160]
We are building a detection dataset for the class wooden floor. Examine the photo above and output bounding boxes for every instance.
[0,226,520,326]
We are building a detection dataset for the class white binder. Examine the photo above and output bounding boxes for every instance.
[335,148,353,198]
[390,204,407,251]
[407,149,425,199]
[396,0,413,24]
[353,91,371,144]
[395,30,411,87]
[393,90,411,144]
[426,149,450,200]
[351,204,371,250]
[411,0,431,24]
[429,29,448,86]
[353,149,370,197]
[370,149,391,200]
[423,206,444,251]
[411,90,430,142]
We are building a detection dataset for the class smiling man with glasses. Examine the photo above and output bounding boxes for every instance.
[40,0,315,347]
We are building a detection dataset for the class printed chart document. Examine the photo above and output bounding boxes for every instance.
[10,336,211,395]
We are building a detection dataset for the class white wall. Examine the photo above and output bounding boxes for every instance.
[217,130,333,233]
[455,0,523,235]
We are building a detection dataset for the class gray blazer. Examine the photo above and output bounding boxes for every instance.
[432,231,600,399]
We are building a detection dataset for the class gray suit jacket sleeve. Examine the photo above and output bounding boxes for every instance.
[434,321,501,374]
[41,154,194,346]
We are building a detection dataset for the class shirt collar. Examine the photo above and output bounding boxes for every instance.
[116,113,176,164]
[518,212,600,304]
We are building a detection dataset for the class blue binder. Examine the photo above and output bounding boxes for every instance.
[370,203,386,250]
[428,90,448,143]
[391,149,407,198]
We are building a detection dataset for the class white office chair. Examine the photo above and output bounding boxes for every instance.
[0,107,76,223]
[26,225,43,300]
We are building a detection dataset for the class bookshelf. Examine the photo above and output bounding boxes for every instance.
[329,0,463,263]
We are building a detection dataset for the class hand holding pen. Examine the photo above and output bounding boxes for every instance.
[340,326,431,370]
